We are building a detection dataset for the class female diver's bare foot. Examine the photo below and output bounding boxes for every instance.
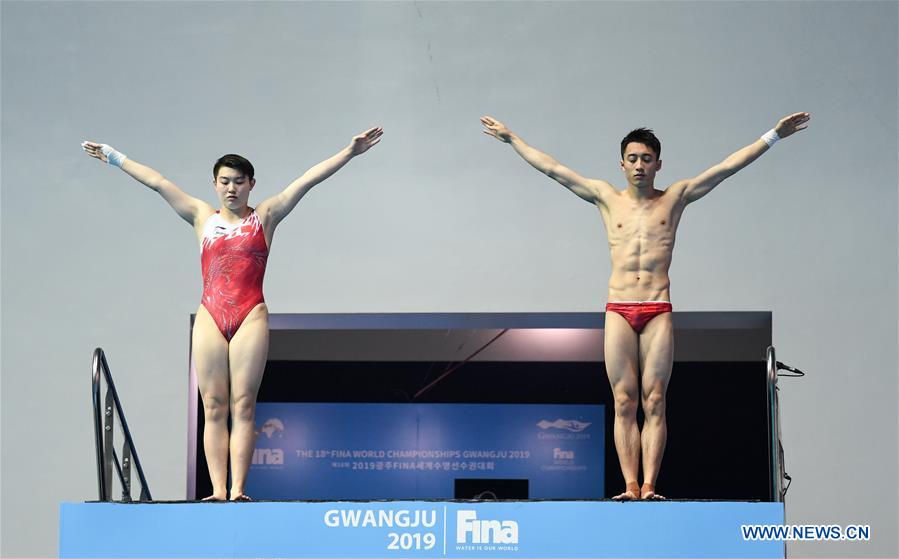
[640,483,666,500]
[612,481,640,501]
[201,494,227,502]
[230,493,253,502]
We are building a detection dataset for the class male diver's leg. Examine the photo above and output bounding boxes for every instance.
[226,303,269,500]
[193,305,231,500]
[638,311,674,499]
[604,310,642,500]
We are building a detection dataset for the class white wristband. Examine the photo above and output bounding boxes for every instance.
[761,129,780,147]
[100,144,128,167]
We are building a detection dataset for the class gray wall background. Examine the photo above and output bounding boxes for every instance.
[2,1,896,557]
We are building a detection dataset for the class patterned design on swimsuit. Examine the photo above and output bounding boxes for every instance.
[605,301,673,333]
[200,211,269,341]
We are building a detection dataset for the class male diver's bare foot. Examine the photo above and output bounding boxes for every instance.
[640,483,666,500]
[612,489,639,501]
[230,493,253,502]
[612,481,640,501]
[201,494,226,502]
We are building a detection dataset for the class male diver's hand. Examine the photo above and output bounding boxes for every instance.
[81,141,110,163]
[773,112,811,139]
[480,116,514,143]
[348,127,383,156]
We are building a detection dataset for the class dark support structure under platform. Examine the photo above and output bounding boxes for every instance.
[188,312,776,501]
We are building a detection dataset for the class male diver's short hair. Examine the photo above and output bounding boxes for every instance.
[213,154,255,180]
[620,128,661,159]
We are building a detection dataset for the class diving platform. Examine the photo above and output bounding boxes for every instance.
[60,499,784,558]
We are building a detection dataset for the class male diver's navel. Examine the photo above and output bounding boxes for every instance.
[661,220,666,225]
[617,223,622,228]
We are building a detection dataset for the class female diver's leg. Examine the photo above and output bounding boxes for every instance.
[192,305,231,500]
[226,303,270,500]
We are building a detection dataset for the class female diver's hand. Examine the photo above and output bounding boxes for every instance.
[81,141,127,167]
[348,127,383,156]
[81,141,110,163]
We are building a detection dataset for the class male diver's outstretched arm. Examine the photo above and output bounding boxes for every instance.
[676,112,811,205]
[256,127,383,228]
[81,141,213,227]
[480,116,614,205]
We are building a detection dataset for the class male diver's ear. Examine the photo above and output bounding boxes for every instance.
[250,178,256,190]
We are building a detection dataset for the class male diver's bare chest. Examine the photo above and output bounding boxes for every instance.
[600,197,681,249]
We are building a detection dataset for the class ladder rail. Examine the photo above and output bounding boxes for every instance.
[91,348,152,501]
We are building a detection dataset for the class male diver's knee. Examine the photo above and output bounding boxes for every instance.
[642,390,666,417]
[613,391,639,416]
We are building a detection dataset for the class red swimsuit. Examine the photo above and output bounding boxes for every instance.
[605,301,672,333]
[200,211,269,341]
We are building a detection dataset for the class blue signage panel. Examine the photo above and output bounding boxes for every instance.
[60,500,785,558]
[247,403,603,499]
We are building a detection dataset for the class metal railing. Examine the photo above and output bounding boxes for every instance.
[767,345,803,503]
[92,348,151,501]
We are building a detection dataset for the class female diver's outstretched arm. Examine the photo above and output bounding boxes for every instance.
[256,127,383,230]
[82,141,214,228]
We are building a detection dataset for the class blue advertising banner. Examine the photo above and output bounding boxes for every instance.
[60,500,786,558]
[247,404,603,499]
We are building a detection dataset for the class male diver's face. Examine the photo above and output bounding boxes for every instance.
[620,142,661,188]
[214,166,255,211]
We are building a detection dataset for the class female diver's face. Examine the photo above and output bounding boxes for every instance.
[213,166,255,212]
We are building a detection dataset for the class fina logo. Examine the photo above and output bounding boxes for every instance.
[253,418,284,466]
[457,510,519,544]
[260,418,284,439]
[537,419,591,432]
[553,448,574,460]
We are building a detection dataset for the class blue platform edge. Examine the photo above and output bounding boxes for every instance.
[60,500,784,558]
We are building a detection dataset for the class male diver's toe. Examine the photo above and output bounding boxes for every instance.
[611,490,638,501]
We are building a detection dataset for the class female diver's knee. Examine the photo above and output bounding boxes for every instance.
[203,395,229,423]
[230,393,257,422]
